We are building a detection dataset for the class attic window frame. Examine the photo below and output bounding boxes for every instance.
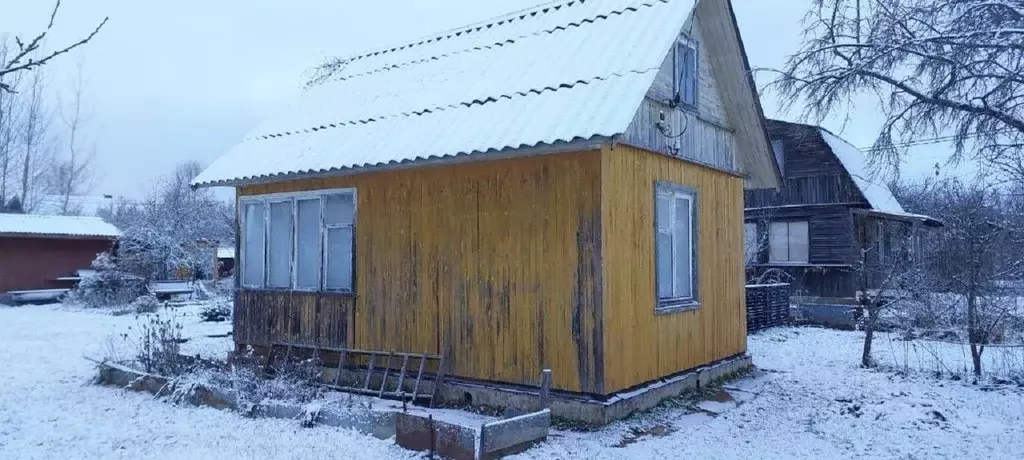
[674,35,699,111]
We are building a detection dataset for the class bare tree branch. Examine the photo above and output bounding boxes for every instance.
[0,1,108,93]
[766,0,1024,180]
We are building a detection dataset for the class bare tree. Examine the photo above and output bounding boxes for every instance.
[902,180,1023,376]
[19,70,54,211]
[0,36,26,203]
[48,60,94,214]
[854,216,925,368]
[766,0,1024,180]
[0,1,108,93]
[110,162,234,280]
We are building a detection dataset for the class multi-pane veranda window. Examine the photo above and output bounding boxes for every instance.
[241,189,355,292]
[655,183,697,309]
[768,221,809,263]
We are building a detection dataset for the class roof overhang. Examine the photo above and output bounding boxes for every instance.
[695,0,782,190]
[194,137,609,189]
[852,208,944,228]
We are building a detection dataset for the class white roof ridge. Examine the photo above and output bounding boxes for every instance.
[249,68,661,141]
[331,0,661,70]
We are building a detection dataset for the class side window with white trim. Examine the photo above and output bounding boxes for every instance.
[655,182,699,311]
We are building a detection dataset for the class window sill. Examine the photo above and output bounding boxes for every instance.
[239,287,357,298]
[655,300,701,315]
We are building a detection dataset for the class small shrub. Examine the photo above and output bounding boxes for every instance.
[138,314,189,376]
[199,300,232,322]
[71,253,148,308]
[132,295,161,314]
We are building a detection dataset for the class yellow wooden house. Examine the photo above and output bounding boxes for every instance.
[194,0,781,420]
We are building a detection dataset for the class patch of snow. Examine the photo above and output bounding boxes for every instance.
[0,302,414,459]
[819,129,905,213]
[5,301,1023,459]
[0,213,120,238]
[513,327,1024,459]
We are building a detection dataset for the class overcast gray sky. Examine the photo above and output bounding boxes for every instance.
[3,0,960,199]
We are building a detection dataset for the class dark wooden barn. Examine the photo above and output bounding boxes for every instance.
[744,119,941,305]
[0,214,120,298]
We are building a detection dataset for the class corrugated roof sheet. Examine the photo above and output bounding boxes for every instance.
[0,214,121,239]
[194,0,694,187]
[819,130,906,214]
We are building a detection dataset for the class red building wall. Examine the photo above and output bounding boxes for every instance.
[0,236,115,292]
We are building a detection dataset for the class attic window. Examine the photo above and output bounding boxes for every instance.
[771,139,786,176]
[674,37,698,109]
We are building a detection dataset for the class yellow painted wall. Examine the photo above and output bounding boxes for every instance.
[236,145,747,396]
[239,151,604,394]
[600,144,747,394]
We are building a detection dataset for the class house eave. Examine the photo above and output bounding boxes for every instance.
[193,137,611,189]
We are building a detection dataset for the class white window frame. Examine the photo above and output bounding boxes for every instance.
[674,36,699,109]
[768,220,809,263]
[655,181,699,312]
[239,187,357,293]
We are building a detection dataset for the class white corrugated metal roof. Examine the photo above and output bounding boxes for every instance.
[0,214,121,239]
[819,130,906,214]
[194,0,694,187]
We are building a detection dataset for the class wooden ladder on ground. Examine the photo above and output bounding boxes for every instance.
[265,343,448,408]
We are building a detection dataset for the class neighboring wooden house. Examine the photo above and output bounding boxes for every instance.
[0,214,120,299]
[194,0,780,421]
[745,119,941,304]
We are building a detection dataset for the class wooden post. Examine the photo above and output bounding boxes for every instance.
[428,414,435,460]
[539,369,552,409]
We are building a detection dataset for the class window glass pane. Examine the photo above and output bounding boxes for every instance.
[656,194,671,231]
[683,45,697,105]
[324,193,354,226]
[769,222,789,262]
[789,221,809,262]
[242,202,265,286]
[656,231,673,299]
[744,223,758,263]
[674,197,692,298]
[267,201,293,288]
[326,226,353,290]
[295,198,321,288]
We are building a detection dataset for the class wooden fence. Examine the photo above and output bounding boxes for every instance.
[746,283,790,332]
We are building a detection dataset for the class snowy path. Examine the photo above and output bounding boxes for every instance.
[518,328,1024,459]
[1,304,1022,459]
[0,305,414,460]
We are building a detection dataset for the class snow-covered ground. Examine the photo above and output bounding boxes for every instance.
[1,303,1022,459]
[0,302,415,460]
